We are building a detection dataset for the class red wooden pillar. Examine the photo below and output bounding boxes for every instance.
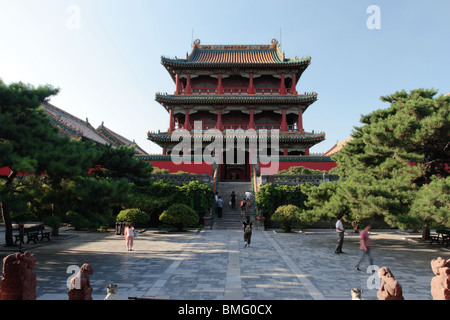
[184,109,190,131]
[281,109,288,132]
[283,148,288,156]
[216,109,223,131]
[185,74,192,94]
[297,108,303,132]
[175,74,181,95]
[217,74,223,94]
[169,109,175,131]
[279,73,286,95]
[290,73,297,95]
[248,73,255,94]
[248,109,255,129]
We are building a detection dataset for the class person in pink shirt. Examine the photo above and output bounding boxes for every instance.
[355,224,374,271]
[124,223,135,251]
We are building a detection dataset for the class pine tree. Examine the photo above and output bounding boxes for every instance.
[0,80,102,244]
[0,80,62,244]
[304,89,449,232]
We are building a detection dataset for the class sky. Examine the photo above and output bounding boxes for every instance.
[0,0,449,155]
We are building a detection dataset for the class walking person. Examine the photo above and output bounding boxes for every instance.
[355,224,374,271]
[240,198,247,217]
[334,216,345,254]
[230,191,236,209]
[243,216,253,247]
[217,196,224,218]
[124,223,135,251]
[245,191,252,207]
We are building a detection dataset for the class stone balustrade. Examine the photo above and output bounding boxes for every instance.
[149,173,214,186]
[261,173,339,186]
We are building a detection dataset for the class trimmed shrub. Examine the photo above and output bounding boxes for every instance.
[272,205,302,232]
[159,203,199,231]
[116,208,150,227]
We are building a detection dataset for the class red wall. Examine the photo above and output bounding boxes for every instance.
[2,159,338,178]
[150,160,336,176]
[150,161,213,175]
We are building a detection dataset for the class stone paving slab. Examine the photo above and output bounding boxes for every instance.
[0,227,448,301]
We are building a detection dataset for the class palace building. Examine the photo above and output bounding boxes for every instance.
[145,39,336,180]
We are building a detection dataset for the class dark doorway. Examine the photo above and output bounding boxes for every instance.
[220,149,250,181]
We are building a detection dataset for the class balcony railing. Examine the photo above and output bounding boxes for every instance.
[186,87,293,95]
[179,123,309,132]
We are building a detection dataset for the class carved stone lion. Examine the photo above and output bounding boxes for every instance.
[67,263,94,300]
[430,257,450,300]
[0,251,36,300]
[377,267,404,300]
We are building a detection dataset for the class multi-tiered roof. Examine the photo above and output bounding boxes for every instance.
[148,39,325,154]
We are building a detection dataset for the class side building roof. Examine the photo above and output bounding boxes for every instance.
[322,137,353,157]
[40,101,147,154]
[97,122,148,154]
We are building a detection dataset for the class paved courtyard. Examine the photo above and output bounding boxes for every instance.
[0,226,448,301]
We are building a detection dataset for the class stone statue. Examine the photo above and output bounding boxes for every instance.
[351,288,363,300]
[68,263,94,300]
[430,257,450,300]
[0,251,37,300]
[377,267,404,300]
[104,283,118,300]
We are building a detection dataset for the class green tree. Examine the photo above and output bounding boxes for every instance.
[92,144,153,186]
[0,80,95,245]
[70,176,130,229]
[179,181,214,222]
[303,89,449,232]
[300,181,347,222]
[256,183,308,227]
[410,176,450,230]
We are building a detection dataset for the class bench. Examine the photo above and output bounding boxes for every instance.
[430,230,449,248]
[14,225,51,244]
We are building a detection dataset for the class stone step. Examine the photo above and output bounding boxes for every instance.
[213,181,256,230]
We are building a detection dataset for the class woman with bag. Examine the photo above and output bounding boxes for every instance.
[242,217,253,248]
[124,223,135,251]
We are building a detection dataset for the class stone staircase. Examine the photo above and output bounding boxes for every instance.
[212,181,255,230]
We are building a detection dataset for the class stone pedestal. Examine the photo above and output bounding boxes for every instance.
[430,257,450,300]
[0,252,36,300]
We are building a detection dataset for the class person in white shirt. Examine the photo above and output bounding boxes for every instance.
[245,191,252,206]
[334,216,345,254]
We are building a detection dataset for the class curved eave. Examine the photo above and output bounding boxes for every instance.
[155,93,318,108]
[147,131,325,144]
[161,56,311,69]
